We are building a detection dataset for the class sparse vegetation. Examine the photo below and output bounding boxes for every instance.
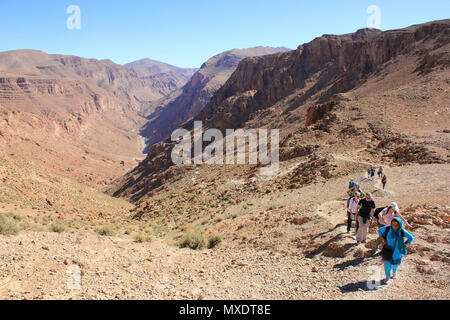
[213,217,223,223]
[207,234,222,249]
[178,231,206,250]
[0,214,20,235]
[96,226,115,237]
[134,233,152,243]
[49,223,65,233]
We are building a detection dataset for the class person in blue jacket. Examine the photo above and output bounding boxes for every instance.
[378,217,414,284]
[348,178,355,190]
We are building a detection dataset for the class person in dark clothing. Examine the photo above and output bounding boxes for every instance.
[356,192,376,243]
[378,167,383,178]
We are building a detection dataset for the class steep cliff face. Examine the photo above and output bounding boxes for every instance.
[139,47,290,150]
[109,20,449,201]
[198,20,449,132]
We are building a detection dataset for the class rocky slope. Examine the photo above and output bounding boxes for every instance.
[0,50,191,187]
[0,20,449,301]
[139,47,290,150]
[109,20,449,201]
[1,161,448,300]
[124,58,197,110]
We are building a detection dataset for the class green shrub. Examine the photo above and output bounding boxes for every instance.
[134,233,152,243]
[178,232,206,250]
[50,223,65,233]
[207,234,222,249]
[0,214,19,235]
[96,226,115,237]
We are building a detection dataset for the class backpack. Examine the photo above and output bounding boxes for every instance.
[374,207,386,220]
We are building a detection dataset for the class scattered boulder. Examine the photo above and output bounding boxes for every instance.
[324,243,348,258]
[416,265,436,275]
[290,217,311,225]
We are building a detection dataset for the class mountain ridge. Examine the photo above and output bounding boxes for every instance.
[108,19,449,201]
[139,46,291,150]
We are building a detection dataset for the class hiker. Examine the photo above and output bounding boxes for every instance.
[378,167,383,178]
[348,183,365,198]
[381,174,387,189]
[346,192,360,233]
[355,192,375,243]
[348,178,355,190]
[378,202,410,228]
[367,168,371,179]
[378,217,414,284]
[370,167,375,180]
[375,202,410,251]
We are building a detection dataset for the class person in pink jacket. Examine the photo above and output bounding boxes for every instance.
[378,202,410,228]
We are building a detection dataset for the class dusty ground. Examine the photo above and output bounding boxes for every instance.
[1,160,448,300]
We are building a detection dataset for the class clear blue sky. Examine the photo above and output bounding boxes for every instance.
[0,0,448,68]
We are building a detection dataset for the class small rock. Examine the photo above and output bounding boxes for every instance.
[415,259,430,266]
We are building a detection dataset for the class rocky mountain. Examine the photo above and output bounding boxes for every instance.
[0,50,190,187]
[139,46,291,150]
[1,20,449,302]
[124,58,197,104]
[109,19,449,201]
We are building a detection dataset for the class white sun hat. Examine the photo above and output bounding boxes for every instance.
[390,202,399,212]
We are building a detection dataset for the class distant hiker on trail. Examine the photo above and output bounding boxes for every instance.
[370,167,375,180]
[378,217,414,284]
[348,183,365,198]
[367,168,371,179]
[355,192,375,243]
[348,178,355,190]
[381,174,387,190]
[378,167,383,178]
[346,192,360,233]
